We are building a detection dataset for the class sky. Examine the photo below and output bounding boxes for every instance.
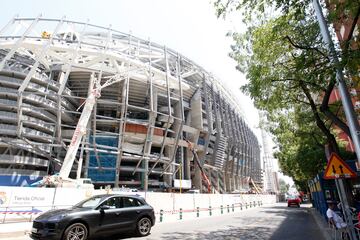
[0,0,292,184]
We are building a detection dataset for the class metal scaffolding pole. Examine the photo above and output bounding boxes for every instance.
[133,40,156,191]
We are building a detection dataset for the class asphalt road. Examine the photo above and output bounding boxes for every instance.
[103,203,325,240]
[6,203,325,240]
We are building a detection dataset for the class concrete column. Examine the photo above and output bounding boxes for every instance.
[188,89,202,189]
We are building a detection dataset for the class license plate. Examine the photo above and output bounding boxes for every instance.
[31,228,38,233]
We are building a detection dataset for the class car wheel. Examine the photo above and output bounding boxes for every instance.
[287,204,290,207]
[63,223,88,240]
[297,204,300,208]
[136,217,152,236]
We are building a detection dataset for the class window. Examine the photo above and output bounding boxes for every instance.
[122,197,143,208]
[99,197,121,209]
[75,196,103,208]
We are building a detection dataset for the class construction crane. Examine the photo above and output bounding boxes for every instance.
[186,140,211,193]
[39,70,133,188]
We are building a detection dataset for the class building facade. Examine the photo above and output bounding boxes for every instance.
[0,17,262,193]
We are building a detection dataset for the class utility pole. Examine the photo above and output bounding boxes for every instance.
[313,0,360,239]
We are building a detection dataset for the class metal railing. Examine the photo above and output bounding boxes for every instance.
[0,204,72,223]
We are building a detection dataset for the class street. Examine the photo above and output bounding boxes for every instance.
[127,203,325,240]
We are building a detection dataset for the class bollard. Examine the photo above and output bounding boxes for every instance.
[209,206,212,216]
[232,204,235,212]
[254,201,256,207]
[227,204,230,213]
[2,207,7,223]
[240,203,243,210]
[246,203,248,209]
[160,209,164,222]
[197,207,200,217]
[29,206,34,222]
[179,208,183,220]
[221,205,223,214]
[250,202,252,208]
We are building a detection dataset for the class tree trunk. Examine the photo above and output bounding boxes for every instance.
[320,75,351,137]
[300,81,340,154]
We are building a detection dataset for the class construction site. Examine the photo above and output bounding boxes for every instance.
[0,17,262,193]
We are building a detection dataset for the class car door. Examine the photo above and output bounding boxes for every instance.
[95,196,124,234]
[119,197,144,229]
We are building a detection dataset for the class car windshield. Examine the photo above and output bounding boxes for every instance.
[74,196,104,208]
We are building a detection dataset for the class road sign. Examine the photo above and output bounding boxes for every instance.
[323,153,357,179]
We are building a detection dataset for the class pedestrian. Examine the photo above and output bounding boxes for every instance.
[327,201,347,239]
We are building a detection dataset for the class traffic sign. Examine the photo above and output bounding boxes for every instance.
[323,153,357,179]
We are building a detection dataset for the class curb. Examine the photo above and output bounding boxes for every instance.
[308,207,332,240]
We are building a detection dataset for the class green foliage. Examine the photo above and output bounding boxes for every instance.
[269,108,328,184]
[233,12,331,113]
[279,178,290,193]
[213,0,360,185]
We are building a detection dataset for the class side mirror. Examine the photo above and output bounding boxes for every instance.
[100,205,110,212]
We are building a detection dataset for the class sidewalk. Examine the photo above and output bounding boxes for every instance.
[307,205,332,240]
[0,221,31,239]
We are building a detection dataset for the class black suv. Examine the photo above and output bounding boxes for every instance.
[30,194,155,240]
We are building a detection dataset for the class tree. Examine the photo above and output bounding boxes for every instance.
[214,0,360,184]
[279,178,290,194]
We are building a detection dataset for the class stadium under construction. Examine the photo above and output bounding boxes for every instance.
[0,17,262,193]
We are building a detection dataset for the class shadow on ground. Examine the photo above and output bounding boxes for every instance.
[94,226,272,240]
[261,205,324,240]
[147,226,272,240]
[93,232,140,240]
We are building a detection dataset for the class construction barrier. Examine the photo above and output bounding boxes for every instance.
[0,186,275,223]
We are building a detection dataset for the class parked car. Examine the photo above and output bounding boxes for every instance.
[287,196,301,207]
[30,194,155,240]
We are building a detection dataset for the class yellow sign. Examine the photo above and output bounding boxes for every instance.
[323,153,357,179]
